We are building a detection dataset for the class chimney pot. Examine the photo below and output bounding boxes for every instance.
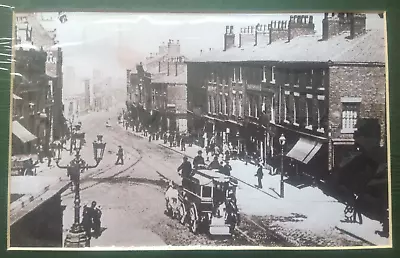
[226,25,230,34]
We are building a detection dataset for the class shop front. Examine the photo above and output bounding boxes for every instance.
[272,124,329,180]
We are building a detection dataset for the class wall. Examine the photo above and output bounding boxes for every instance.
[10,194,64,247]
[328,65,386,145]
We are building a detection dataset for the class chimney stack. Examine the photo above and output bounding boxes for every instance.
[224,25,235,51]
[349,13,366,39]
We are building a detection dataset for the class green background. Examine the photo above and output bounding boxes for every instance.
[0,0,398,257]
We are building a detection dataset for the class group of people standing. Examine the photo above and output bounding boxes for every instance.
[177,150,233,181]
[82,201,102,240]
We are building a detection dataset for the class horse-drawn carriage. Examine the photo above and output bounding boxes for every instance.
[165,168,240,236]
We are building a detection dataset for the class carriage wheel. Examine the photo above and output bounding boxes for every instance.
[178,203,186,224]
[189,205,199,234]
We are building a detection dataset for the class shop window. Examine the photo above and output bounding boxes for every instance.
[341,97,361,133]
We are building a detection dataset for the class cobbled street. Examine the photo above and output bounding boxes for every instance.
[60,109,367,247]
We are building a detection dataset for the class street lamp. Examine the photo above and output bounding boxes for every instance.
[56,134,107,248]
[279,133,286,198]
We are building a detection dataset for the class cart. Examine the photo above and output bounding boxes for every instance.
[165,168,239,236]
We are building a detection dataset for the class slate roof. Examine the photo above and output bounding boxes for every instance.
[152,67,188,84]
[188,29,385,64]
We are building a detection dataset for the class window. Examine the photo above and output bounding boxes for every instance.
[271,66,276,83]
[248,96,252,116]
[305,99,312,129]
[208,96,212,113]
[284,95,289,122]
[341,98,361,133]
[293,97,299,125]
[262,66,267,82]
[306,70,312,88]
[293,73,300,86]
[233,68,236,82]
[239,94,243,116]
[317,100,327,133]
[239,67,242,82]
[213,96,217,113]
[270,95,275,122]
[219,96,223,113]
[232,94,236,115]
[225,96,229,115]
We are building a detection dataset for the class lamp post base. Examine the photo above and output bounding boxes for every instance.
[280,181,285,198]
[64,224,90,248]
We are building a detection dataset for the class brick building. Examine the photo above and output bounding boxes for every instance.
[12,13,65,156]
[187,13,386,181]
[127,40,188,133]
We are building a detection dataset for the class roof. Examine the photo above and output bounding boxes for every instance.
[9,176,71,226]
[152,68,187,84]
[188,29,385,64]
[191,169,231,185]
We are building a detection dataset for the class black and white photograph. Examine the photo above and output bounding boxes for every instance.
[8,11,390,249]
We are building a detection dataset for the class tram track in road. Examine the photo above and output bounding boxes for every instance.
[110,124,296,246]
[75,117,294,246]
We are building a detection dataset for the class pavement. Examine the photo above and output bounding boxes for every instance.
[119,122,390,247]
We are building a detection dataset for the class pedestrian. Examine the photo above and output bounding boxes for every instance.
[38,144,44,163]
[255,163,264,188]
[177,156,192,182]
[47,151,52,167]
[193,150,206,168]
[24,158,38,176]
[352,193,363,224]
[180,136,186,151]
[208,155,221,170]
[82,205,92,240]
[163,132,168,144]
[188,134,193,147]
[93,204,102,237]
[168,133,173,147]
[220,160,232,176]
[115,146,124,165]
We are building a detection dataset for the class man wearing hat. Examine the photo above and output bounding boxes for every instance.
[193,150,206,168]
[115,146,124,165]
[177,156,192,180]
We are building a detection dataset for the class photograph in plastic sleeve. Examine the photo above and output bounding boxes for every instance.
[8,11,391,249]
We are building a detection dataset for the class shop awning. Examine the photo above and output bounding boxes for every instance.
[12,121,37,143]
[286,137,322,164]
[13,94,22,100]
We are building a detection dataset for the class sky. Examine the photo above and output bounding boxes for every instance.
[33,12,384,96]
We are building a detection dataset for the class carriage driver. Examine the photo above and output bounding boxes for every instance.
[193,150,206,168]
[177,156,192,181]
